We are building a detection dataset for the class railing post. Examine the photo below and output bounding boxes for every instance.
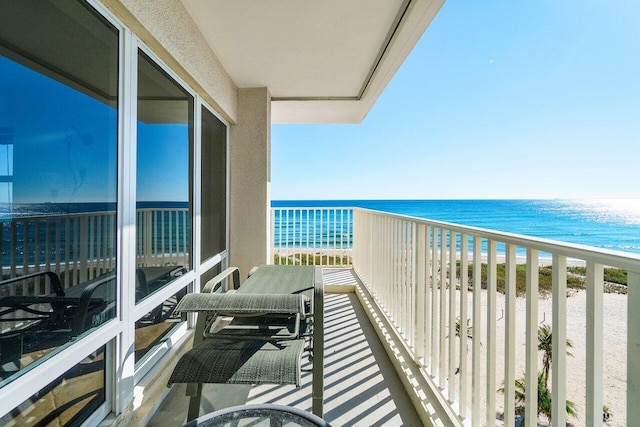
[64,217,70,287]
[55,218,61,278]
[45,219,51,293]
[504,244,517,427]
[415,223,426,364]
[145,210,152,266]
[471,236,482,425]
[458,233,468,418]
[552,254,567,427]
[629,270,640,426]
[486,239,497,427]
[182,209,188,265]
[424,226,432,369]
[448,230,457,402]
[431,227,439,379]
[168,209,173,264]
[439,228,446,389]
[22,221,29,278]
[89,216,95,279]
[95,215,102,277]
[161,209,166,263]
[525,249,539,427]
[586,261,603,427]
[78,215,89,283]
[34,219,41,275]
[269,208,275,264]
[10,219,17,279]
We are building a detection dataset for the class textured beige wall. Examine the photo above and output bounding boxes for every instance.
[101,0,238,123]
[229,88,271,280]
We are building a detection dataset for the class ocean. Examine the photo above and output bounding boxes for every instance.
[272,199,640,255]
[3,199,639,269]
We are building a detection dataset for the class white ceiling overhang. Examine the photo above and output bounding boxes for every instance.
[181,0,444,124]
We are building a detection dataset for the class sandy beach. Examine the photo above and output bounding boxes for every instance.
[446,288,627,426]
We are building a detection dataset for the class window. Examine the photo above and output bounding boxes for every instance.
[136,50,193,299]
[0,346,106,426]
[200,106,227,261]
[134,287,187,365]
[135,50,193,363]
[0,0,118,387]
[1,2,230,424]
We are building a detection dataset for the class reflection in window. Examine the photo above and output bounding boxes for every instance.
[0,346,106,426]
[136,51,193,301]
[135,286,187,365]
[0,0,118,386]
[201,107,227,261]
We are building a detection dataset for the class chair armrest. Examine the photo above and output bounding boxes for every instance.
[202,267,240,293]
[71,275,112,334]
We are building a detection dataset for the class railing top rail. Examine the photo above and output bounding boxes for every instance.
[136,208,189,212]
[3,207,190,221]
[271,207,353,211]
[5,210,116,220]
[354,207,640,271]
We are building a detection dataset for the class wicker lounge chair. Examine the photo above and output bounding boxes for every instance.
[166,266,323,422]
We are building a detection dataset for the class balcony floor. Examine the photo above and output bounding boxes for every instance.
[148,283,422,426]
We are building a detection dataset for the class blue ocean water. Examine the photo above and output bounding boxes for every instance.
[272,199,640,255]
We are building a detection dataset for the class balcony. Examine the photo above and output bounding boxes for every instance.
[2,206,639,426]
[148,275,423,426]
[270,206,638,426]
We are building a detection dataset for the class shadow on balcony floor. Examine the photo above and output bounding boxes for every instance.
[148,292,422,426]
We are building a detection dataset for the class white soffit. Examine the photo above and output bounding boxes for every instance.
[181,0,444,124]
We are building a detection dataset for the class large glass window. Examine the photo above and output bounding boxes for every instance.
[135,51,193,360]
[136,50,193,297]
[0,0,118,387]
[201,106,227,261]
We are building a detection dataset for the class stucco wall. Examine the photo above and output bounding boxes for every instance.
[101,0,238,123]
[229,88,272,280]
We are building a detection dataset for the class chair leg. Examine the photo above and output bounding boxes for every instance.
[186,383,202,422]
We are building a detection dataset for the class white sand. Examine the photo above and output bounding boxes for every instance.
[432,289,627,426]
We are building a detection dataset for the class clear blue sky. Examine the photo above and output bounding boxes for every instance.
[271,0,640,200]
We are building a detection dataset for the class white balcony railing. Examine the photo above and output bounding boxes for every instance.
[1,208,189,290]
[136,208,190,268]
[271,207,352,266]
[352,207,640,426]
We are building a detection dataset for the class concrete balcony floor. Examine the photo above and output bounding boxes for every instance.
[148,270,422,426]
